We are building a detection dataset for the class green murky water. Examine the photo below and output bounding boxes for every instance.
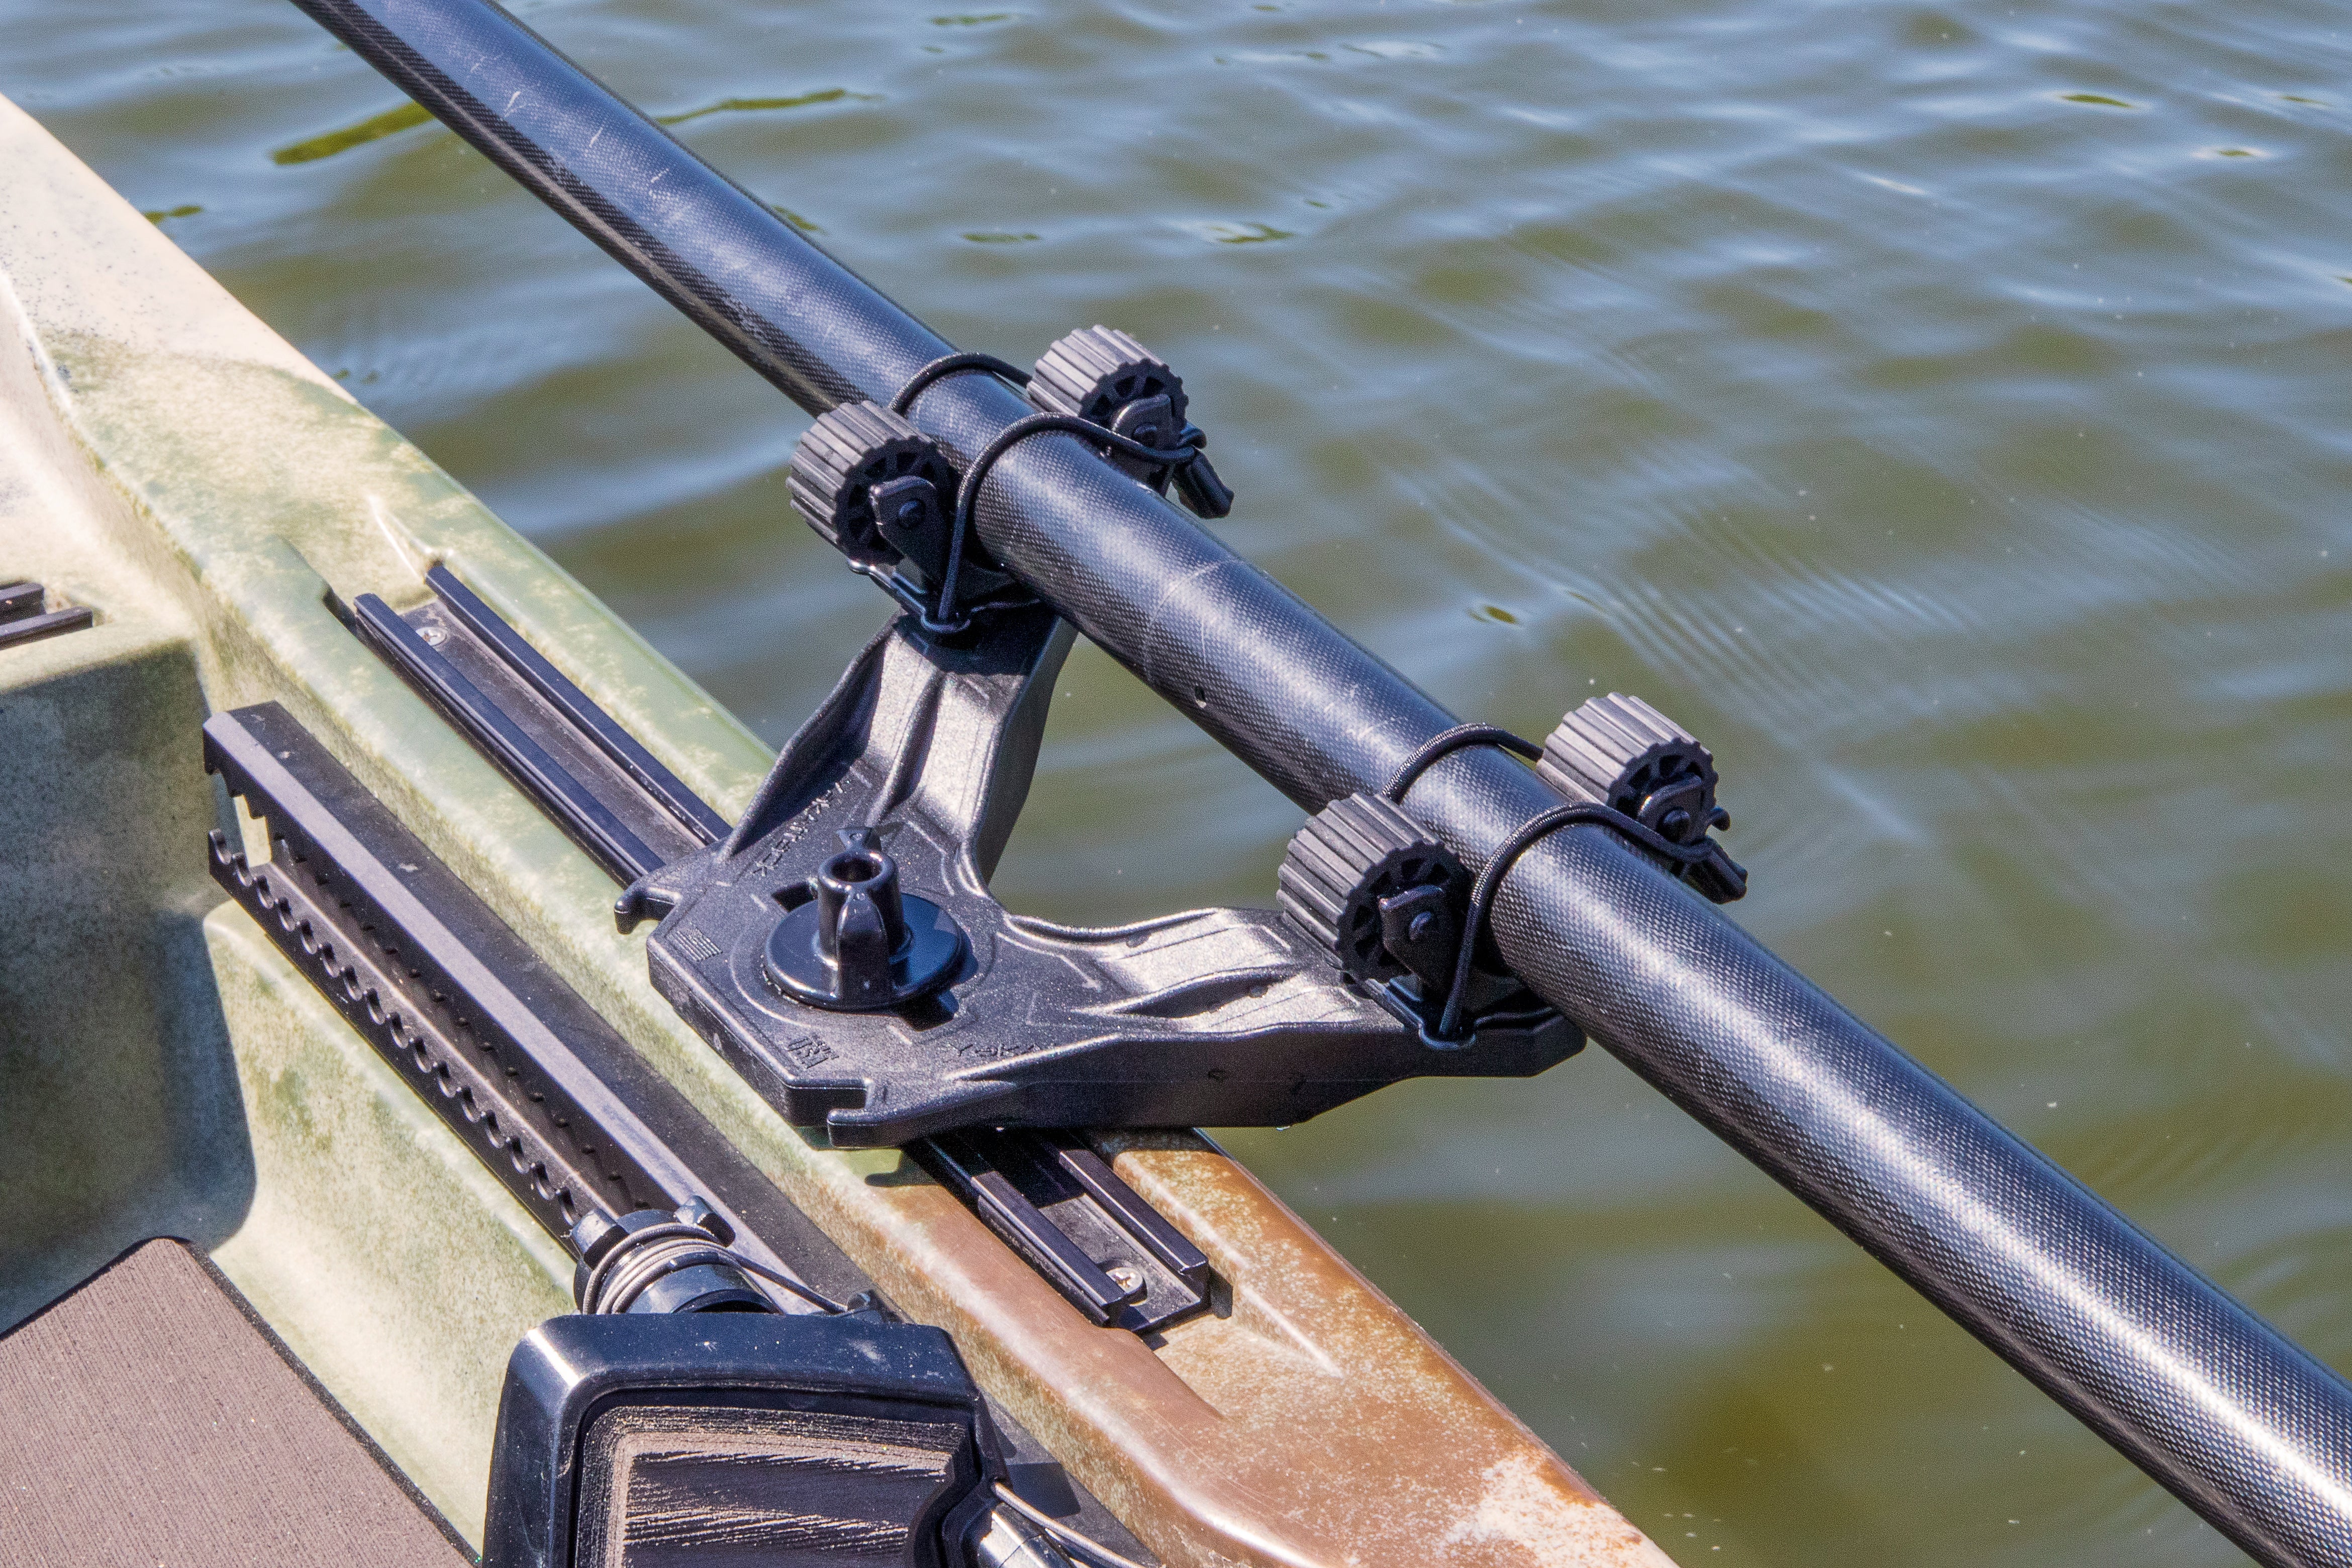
[10,1,2350,1561]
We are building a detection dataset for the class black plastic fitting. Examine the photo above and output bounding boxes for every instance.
[1028,326,1232,518]
[764,830,966,1012]
[1537,693,1745,903]
[1277,792,1468,989]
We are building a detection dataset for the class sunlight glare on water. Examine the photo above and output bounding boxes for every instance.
[8,1,2348,1561]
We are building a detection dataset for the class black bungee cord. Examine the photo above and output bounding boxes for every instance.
[1380,724,1544,798]
[930,414,1207,633]
[1382,724,1720,1042]
[888,354,1214,634]
[887,351,1033,415]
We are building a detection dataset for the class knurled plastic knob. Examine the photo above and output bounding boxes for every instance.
[1277,793,1467,983]
[1027,326,1189,429]
[1535,693,1722,844]
[787,401,958,566]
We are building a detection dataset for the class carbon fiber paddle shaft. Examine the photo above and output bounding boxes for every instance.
[288,2,2352,1559]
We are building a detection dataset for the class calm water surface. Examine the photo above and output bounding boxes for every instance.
[9,1,2350,1561]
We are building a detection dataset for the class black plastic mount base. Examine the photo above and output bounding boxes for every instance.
[620,605,1582,1147]
[337,577,1215,1337]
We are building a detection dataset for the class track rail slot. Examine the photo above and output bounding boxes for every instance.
[349,564,721,883]
[915,1130,1210,1333]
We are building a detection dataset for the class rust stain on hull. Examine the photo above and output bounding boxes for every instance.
[770,1128,1676,1568]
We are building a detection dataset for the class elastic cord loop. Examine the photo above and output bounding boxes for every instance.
[1382,724,1542,803]
[888,352,1031,415]
[730,1254,853,1316]
[1434,801,1715,1041]
[929,412,1206,633]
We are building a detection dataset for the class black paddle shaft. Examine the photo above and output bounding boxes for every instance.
[288,2,2352,1560]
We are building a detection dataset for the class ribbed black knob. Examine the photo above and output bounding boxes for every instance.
[1538,694,1747,903]
[1027,326,1232,517]
[1027,326,1188,428]
[1536,693,1721,844]
[1278,793,1466,983]
[787,401,957,566]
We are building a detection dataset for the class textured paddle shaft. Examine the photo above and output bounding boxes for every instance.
[289,2,2352,1559]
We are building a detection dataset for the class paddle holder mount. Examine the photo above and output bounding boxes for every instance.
[616,599,1581,1146]
[610,329,1769,1144]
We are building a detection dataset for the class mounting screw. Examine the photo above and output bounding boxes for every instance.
[672,1195,734,1246]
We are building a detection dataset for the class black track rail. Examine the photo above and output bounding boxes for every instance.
[205,701,859,1306]
[285,3,2352,1560]
[347,565,725,884]
[0,580,93,649]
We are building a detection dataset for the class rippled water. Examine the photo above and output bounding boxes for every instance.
[10,1,2350,1561]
